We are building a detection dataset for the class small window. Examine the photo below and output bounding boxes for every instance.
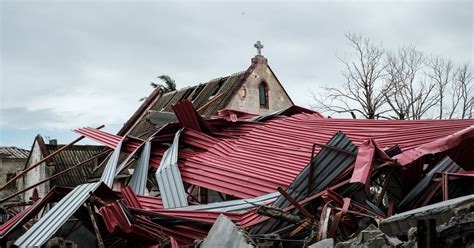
[259,81,269,108]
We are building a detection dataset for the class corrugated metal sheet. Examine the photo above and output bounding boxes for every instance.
[398,156,465,210]
[172,100,214,133]
[128,141,151,195]
[46,144,107,186]
[14,182,101,248]
[100,139,124,187]
[350,139,390,185]
[273,131,357,209]
[76,113,474,200]
[156,129,188,209]
[147,111,177,126]
[252,132,357,234]
[178,192,279,213]
[0,146,29,159]
[179,116,474,199]
[74,127,142,153]
[0,187,61,238]
[247,105,321,122]
[395,125,474,166]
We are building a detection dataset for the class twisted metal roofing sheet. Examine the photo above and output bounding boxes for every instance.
[252,132,357,234]
[76,112,474,200]
[177,192,279,213]
[14,182,101,248]
[398,156,465,210]
[156,129,188,208]
[100,139,124,187]
[128,141,151,195]
[0,146,29,159]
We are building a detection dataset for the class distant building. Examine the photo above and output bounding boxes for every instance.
[20,135,107,203]
[0,147,29,207]
[118,42,294,138]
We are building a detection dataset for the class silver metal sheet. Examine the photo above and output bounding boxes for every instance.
[155,129,188,208]
[100,139,123,187]
[398,156,465,210]
[178,192,279,213]
[128,141,151,195]
[14,182,101,248]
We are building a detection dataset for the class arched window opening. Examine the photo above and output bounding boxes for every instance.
[259,81,269,108]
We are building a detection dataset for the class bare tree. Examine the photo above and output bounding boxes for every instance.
[312,33,388,119]
[383,46,438,119]
[426,57,454,119]
[448,63,473,119]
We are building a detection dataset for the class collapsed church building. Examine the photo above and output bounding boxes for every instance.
[1,45,473,247]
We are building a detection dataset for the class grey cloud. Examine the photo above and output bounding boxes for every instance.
[1,1,472,125]
[0,107,68,129]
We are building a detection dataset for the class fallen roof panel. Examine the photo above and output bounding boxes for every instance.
[14,182,102,247]
[76,109,474,199]
[177,192,279,213]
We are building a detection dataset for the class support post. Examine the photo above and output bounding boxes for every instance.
[307,143,317,196]
[328,197,351,238]
[277,187,314,219]
[86,204,105,248]
[442,173,449,201]
[313,143,357,157]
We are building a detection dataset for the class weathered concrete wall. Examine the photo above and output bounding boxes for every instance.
[225,56,293,115]
[22,142,51,203]
[0,158,27,205]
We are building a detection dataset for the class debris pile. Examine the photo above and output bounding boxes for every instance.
[1,100,473,247]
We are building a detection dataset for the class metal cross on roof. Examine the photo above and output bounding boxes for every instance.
[254,41,264,55]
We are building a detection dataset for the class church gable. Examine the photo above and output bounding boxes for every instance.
[225,55,294,115]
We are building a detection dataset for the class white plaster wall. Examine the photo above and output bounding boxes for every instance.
[23,142,50,202]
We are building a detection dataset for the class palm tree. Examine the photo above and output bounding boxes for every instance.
[140,75,176,101]
[151,75,176,93]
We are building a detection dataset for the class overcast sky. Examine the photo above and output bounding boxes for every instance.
[1,0,473,148]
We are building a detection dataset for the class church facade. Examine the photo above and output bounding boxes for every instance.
[118,42,294,138]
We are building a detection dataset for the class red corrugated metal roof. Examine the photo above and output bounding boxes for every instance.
[75,111,474,199]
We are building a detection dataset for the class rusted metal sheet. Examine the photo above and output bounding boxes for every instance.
[47,144,107,186]
[0,146,29,159]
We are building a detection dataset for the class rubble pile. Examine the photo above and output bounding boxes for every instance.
[0,101,473,247]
